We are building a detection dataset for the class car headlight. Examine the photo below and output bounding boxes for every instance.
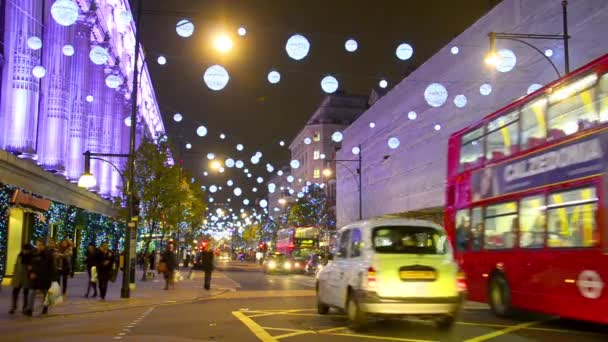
[295,262,300,268]
[284,262,292,269]
[268,261,276,269]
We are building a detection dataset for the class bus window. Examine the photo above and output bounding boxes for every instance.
[521,98,548,149]
[484,202,517,249]
[547,74,599,138]
[486,111,519,161]
[598,73,608,123]
[470,207,483,251]
[459,127,484,170]
[455,210,470,251]
[547,187,598,248]
[519,195,546,248]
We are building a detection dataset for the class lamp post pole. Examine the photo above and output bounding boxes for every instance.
[326,143,363,220]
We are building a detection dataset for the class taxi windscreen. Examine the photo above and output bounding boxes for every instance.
[372,226,447,254]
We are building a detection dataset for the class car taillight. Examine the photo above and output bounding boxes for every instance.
[456,271,467,292]
[367,267,377,289]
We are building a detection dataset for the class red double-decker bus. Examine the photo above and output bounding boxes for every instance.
[445,54,608,324]
[275,226,319,257]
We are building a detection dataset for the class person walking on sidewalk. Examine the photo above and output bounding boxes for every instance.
[84,243,98,298]
[8,243,33,314]
[96,243,115,300]
[200,243,214,290]
[25,239,57,316]
[57,239,72,296]
[160,243,177,290]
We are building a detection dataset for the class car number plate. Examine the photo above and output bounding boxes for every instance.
[400,270,436,280]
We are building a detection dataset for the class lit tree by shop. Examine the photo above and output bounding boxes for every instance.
[288,185,335,230]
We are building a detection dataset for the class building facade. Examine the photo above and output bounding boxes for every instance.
[336,0,608,227]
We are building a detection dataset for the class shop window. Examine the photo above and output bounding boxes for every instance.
[519,195,546,248]
[313,169,320,179]
[547,75,599,139]
[484,202,517,249]
[547,187,598,248]
[350,228,362,257]
[470,207,483,251]
[455,210,470,251]
[521,98,548,149]
[486,111,519,161]
[313,132,321,141]
[313,150,320,160]
[459,127,484,169]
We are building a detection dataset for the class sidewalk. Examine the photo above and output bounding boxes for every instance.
[0,268,236,317]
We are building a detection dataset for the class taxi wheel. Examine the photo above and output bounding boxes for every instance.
[316,283,330,314]
[436,315,455,330]
[347,294,368,331]
[489,274,512,317]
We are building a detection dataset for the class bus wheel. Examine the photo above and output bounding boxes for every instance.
[488,274,512,317]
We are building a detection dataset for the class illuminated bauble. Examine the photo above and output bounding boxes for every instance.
[267,70,281,84]
[233,187,242,196]
[544,49,553,57]
[527,83,543,94]
[32,66,46,78]
[451,46,459,55]
[117,10,133,25]
[185,143,192,149]
[320,153,326,159]
[157,56,167,65]
[290,160,300,169]
[434,124,442,131]
[406,110,416,120]
[304,137,311,145]
[105,74,122,89]
[369,122,375,128]
[287,175,294,183]
[243,199,250,205]
[345,39,358,52]
[196,125,208,137]
[289,189,295,195]
[256,177,263,184]
[86,95,94,103]
[208,197,214,203]
[219,167,225,173]
[225,158,235,168]
[173,113,183,122]
[203,64,230,91]
[238,26,247,36]
[27,37,42,50]
[388,137,400,149]
[252,187,258,192]
[277,170,283,176]
[255,151,262,158]
[62,45,75,56]
[285,34,310,60]
[379,79,388,88]
[424,83,448,107]
[279,140,285,146]
[250,156,260,164]
[496,49,517,73]
[266,164,274,173]
[220,133,226,139]
[207,153,215,160]
[260,199,268,208]
[235,160,244,168]
[268,183,276,193]
[176,19,194,37]
[236,144,244,151]
[454,94,467,108]
[209,185,218,193]
[51,0,79,26]
[203,172,208,176]
[321,75,339,94]
[89,46,109,65]
[395,43,413,60]
[352,146,360,155]
[124,117,131,127]
[331,131,343,143]
[480,83,492,96]
[297,192,304,199]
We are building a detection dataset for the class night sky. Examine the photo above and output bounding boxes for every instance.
[139,0,497,212]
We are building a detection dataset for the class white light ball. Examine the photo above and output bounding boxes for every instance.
[379,79,388,88]
[304,137,312,145]
[388,137,400,149]
[434,124,442,131]
[408,111,417,120]
[243,199,250,205]
[454,94,467,108]
[124,117,131,127]
[285,34,310,61]
[424,83,448,107]
[268,183,276,193]
[51,0,79,27]
[287,175,294,183]
[236,144,244,151]
[117,10,133,25]
[225,158,235,168]
[219,167,225,173]
[238,26,247,36]
[157,56,167,65]
[251,156,260,164]
[544,49,553,57]
[266,164,274,173]
[279,140,285,146]
[450,46,459,55]
[185,143,192,149]
[235,160,244,168]
[203,65,230,91]
[480,83,492,96]
[290,160,300,169]
[331,131,343,142]
[320,153,326,159]
[196,126,208,137]
[255,151,262,158]
[203,172,208,176]
[396,43,413,60]
[89,46,109,65]
[345,39,358,52]
[176,19,195,38]
[86,95,94,103]
[277,170,283,176]
[27,37,42,50]
[62,45,75,56]
[260,199,268,208]
[209,185,218,193]
[527,83,543,94]
[207,153,215,160]
[496,49,517,73]
[352,146,360,155]
[208,197,214,203]
[256,177,263,184]
[297,192,304,198]
[173,113,183,122]
[369,122,376,128]
[227,180,234,187]
[252,187,258,192]
[105,74,122,89]
[233,187,242,196]
[267,70,281,84]
[321,75,339,94]
[32,66,46,78]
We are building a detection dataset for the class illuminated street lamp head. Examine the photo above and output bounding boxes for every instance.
[322,168,332,177]
[210,160,222,170]
[278,198,287,205]
[78,172,97,188]
[213,33,233,54]
[484,52,500,66]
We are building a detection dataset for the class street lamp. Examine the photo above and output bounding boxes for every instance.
[324,144,363,221]
[484,1,570,77]
[213,33,234,54]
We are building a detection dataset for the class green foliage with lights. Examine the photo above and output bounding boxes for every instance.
[287,185,335,230]
[0,183,15,283]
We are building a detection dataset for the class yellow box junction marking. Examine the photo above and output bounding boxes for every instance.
[464,319,550,342]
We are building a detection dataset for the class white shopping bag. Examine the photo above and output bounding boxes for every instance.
[45,281,63,306]
[91,266,98,283]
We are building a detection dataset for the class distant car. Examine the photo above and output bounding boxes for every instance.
[316,218,465,331]
[218,253,231,263]
[264,253,291,274]
[288,257,307,274]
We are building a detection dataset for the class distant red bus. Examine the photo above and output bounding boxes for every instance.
[445,54,608,324]
[275,227,319,257]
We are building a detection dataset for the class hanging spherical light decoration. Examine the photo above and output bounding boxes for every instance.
[51,0,79,27]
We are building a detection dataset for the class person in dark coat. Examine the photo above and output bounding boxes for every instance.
[57,239,72,296]
[200,243,215,290]
[25,239,57,316]
[160,243,177,290]
[9,244,33,314]
[96,243,115,300]
[84,243,98,298]
[149,251,156,272]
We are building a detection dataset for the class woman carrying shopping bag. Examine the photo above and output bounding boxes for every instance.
[25,239,57,316]
[159,243,177,290]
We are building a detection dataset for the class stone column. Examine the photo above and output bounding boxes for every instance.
[65,20,92,181]
[0,0,43,157]
[38,2,74,173]
[86,61,104,192]
[111,91,126,198]
[99,70,115,197]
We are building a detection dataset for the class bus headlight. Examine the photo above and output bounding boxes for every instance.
[295,262,301,268]
[268,261,276,269]
[284,262,292,269]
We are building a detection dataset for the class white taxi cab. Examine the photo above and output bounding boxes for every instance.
[316,218,465,331]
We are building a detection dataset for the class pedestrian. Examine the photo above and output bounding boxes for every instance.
[25,239,57,316]
[8,243,33,314]
[160,243,177,290]
[84,243,98,298]
[149,251,156,272]
[96,243,114,301]
[200,243,214,290]
[57,239,72,296]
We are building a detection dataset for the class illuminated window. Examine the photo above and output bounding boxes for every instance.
[521,98,548,149]
[598,73,608,122]
[313,150,320,160]
[519,195,546,248]
[313,169,320,179]
[459,127,484,169]
[483,202,517,249]
[547,74,599,139]
[486,110,519,161]
[313,132,321,141]
[547,187,597,248]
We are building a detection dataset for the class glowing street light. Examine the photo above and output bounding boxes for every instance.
[213,33,233,54]
[322,168,332,177]
[210,160,222,170]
